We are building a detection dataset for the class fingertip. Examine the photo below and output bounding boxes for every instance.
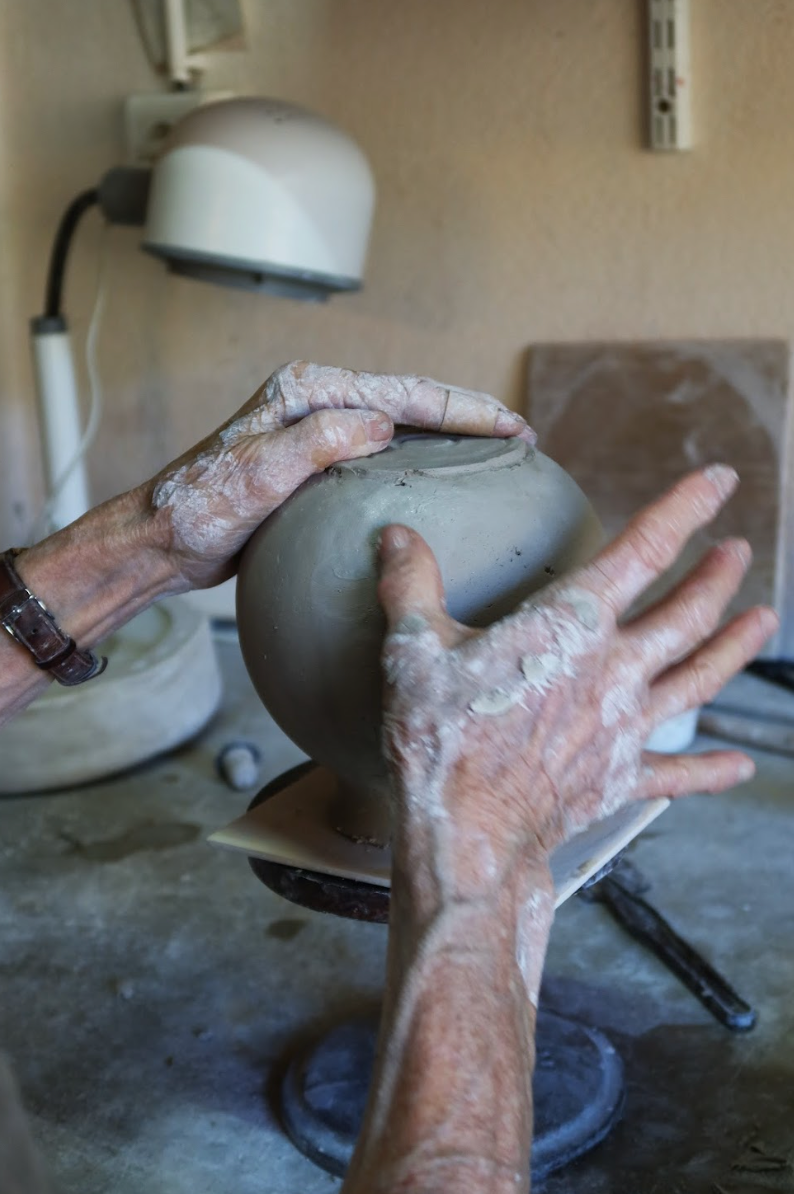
[360,409,394,442]
[379,524,414,563]
[699,752,755,792]
[702,463,739,501]
[281,407,395,480]
[376,523,449,632]
[492,409,533,441]
[721,536,752,566]
[758,605,781,636]
[735,755,756,783]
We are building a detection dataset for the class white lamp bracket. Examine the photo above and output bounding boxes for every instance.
[164,0,206,87]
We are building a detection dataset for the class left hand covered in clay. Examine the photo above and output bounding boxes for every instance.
[148,361,533,590]
[378,465,778,908]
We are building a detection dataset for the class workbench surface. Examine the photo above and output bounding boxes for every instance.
[2,636,792,1194]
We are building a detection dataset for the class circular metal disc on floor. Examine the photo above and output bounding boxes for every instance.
[281,1009,624,1183]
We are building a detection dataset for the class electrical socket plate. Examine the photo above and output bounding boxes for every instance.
[124,91,232,166]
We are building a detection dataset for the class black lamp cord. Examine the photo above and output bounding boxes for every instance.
[41,187,99,321]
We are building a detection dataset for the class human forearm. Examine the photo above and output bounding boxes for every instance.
[0,485,179,724]
[344,810,555,1194]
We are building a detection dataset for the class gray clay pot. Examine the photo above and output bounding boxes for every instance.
[236,433,603,843]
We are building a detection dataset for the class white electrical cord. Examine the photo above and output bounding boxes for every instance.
[29,226,108,542]
[164,0,192,85]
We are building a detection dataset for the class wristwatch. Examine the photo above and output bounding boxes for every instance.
[0,549,107,686]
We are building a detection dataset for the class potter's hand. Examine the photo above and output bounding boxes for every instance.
[149,361,533,590]
[348,467,777,1194]
[378,466,778,902]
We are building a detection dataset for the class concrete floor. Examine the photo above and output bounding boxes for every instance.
[1,636,793,1194]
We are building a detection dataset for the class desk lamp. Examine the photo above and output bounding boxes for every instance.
[31,97,376,533]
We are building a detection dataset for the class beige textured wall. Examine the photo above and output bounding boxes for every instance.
[1,0,793,545]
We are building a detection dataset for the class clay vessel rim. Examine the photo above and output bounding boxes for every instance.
[331,433,532,481]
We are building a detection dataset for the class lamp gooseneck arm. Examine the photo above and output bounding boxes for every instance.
[42,188,99,321]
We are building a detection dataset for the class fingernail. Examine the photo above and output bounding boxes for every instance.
[703,463,739,499]
[361,410,393,440]
[757,606,780,640]
[381,525,411,555]
[494,409,529,436]
[725,538,751,565]
[737,757,755,782]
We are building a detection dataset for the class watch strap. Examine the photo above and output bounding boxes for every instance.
[0,549,107,686]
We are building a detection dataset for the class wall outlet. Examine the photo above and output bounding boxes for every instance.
[124,91,232,165]
[647,0,692,151]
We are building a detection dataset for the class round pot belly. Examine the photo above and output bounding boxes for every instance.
[237,433,603,844]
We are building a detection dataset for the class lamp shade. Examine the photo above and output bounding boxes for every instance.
[143,97,376,301]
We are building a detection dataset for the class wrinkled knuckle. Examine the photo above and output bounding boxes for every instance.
[682,475,719,521]
[306,408,351,454]
[689,654,722,706]
[584,559,623,612]
[687,588,721,641]
[668,760,691,798]
[310,407,339,432]
[654,756,684,798]
[630,521,670,575]
[647,766,666,798]
[644,768,664,799]
[281,359,306,379]
[266,360,303,399]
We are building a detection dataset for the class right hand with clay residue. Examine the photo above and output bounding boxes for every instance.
[346,469,778,1194]
[378,465,779,909]
[147,360,534,590]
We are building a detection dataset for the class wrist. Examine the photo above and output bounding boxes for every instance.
[361,844,554,1189]
[393,816,555,980]
[392,771,555,916]
[15,485,182,650]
